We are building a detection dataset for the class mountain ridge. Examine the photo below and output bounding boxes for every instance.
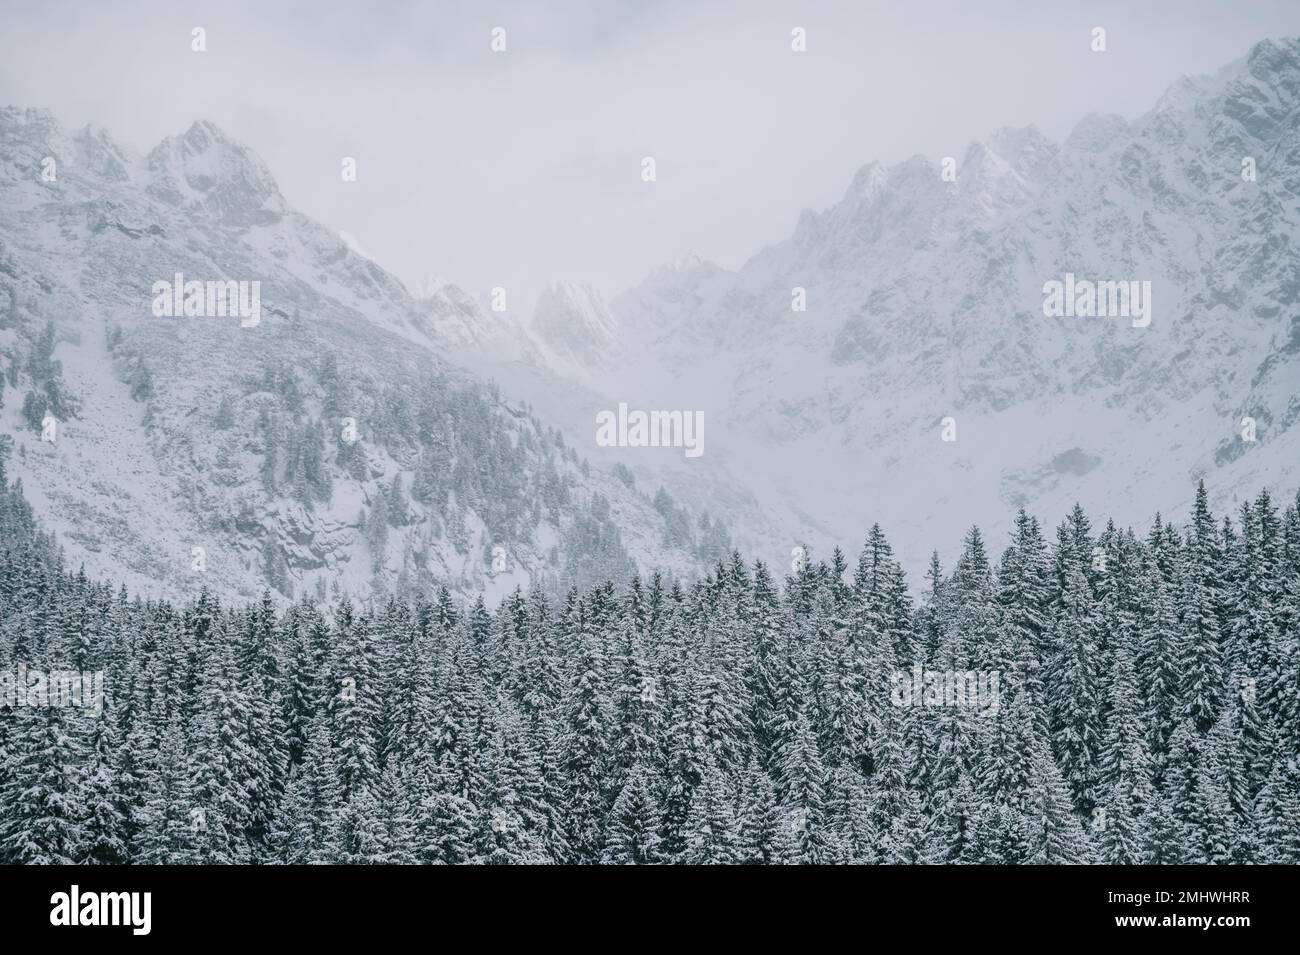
[565,36,1300,580]
[0,107,724,605]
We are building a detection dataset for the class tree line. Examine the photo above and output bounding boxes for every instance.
[1,442,1297,863]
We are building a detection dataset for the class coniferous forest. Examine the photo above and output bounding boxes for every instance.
[1,439,1298,864]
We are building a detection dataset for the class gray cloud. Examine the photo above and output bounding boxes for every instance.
[4,0,1299,312]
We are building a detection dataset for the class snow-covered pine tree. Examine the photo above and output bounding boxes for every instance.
[557,597,612,863]
[0,705,84,864]
[602,764,663,865]
[1179,482,1226,734]
[1046,565,1103,813]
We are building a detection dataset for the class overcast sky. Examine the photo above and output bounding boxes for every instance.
[3,0,1299,313]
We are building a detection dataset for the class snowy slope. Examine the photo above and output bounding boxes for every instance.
[0,108,711,604]
[552,37,1300,579]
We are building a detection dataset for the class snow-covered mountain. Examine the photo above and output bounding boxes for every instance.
[0,108,716,604]
[525,281,622,386]
[409,276,523,352]
[3,36,1298,602]
[532,36,1300,579]
[448,272,807,571]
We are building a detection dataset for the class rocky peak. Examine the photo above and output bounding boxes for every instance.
[145,120,285,228]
